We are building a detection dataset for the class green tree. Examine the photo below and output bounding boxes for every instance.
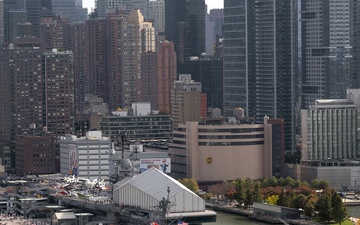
[291,194,307,209]
[304,195,317,219]
[234,179,245,205]
[331,191,348,225]
[277,190,290,207]
[268,176,278,187]
[315,190,332,222]
[253,182,263,202]
[311,179,321,189]
[261,178,269,188]
[244,189,253,208]
[284,177,296,188]
[294,180,302,188]
[302,181,310,187]
[278,177,285,187]
[319,180,330,190]
[178,178,199,193]
[244,178,254,189]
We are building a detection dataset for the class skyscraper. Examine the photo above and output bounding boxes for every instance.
[25,0,54,36]
[84,18,107,106]
[178,57,223,111]
[147,0,165,40]
[210,9,224,40]
[301,0,352,108]
[352,0,360,89]
[140,40,177,113]
[1,37,43,171]
[4,0,26,43]
[83,10,155,110]
[42,50,74,137]
[51,0,76,22]
[40,18,85,113]
[223,0,297,152]
[1,38,74,172]
[121,9,155,107]
[0,0,4,47]
[156,41,177,114]
[96,0,148,18]
[7,10,27,43]
[165,0,205,63]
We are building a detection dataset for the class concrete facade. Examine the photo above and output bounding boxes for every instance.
[171,75,202,129]
[301,98,360,161]
[169,117,278,182]
[43,50,74,137]
[300,163,360,190]
[99,113,171,142]
[15,132,56,176]
[59,131,112,180]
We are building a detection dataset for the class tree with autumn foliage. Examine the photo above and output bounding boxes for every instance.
[207,181,234,200]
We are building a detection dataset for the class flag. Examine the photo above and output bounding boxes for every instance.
[178,220,188,225]
[150,222,159,225]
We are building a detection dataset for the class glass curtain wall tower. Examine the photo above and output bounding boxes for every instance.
[223,0,297,152]
[301,0,352,108]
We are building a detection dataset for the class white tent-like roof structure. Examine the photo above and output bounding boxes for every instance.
[113,167,205,213]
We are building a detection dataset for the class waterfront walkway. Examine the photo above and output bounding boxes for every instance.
[205,203,323,225]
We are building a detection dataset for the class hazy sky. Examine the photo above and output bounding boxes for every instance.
[82,0,224,12]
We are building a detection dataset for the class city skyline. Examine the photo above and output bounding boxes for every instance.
[82,0,224,12]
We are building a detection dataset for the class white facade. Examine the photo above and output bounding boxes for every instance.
[132,102,151,116]
[59,131,112,181]
[301,98,360,161]
[113,168,205,213]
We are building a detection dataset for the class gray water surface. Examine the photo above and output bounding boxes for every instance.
[206,205,360,225]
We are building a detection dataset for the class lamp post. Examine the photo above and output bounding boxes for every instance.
[119,131,127,159]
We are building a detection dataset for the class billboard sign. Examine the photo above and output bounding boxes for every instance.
[69,144,78,177]
[140,158,171,173]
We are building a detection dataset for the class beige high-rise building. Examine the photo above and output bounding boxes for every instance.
[123,9,156,107]
[171,74,202,129]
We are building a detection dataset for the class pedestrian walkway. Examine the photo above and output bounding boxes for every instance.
[350,217,359,224]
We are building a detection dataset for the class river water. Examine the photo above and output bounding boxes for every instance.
[204,205,360,225]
